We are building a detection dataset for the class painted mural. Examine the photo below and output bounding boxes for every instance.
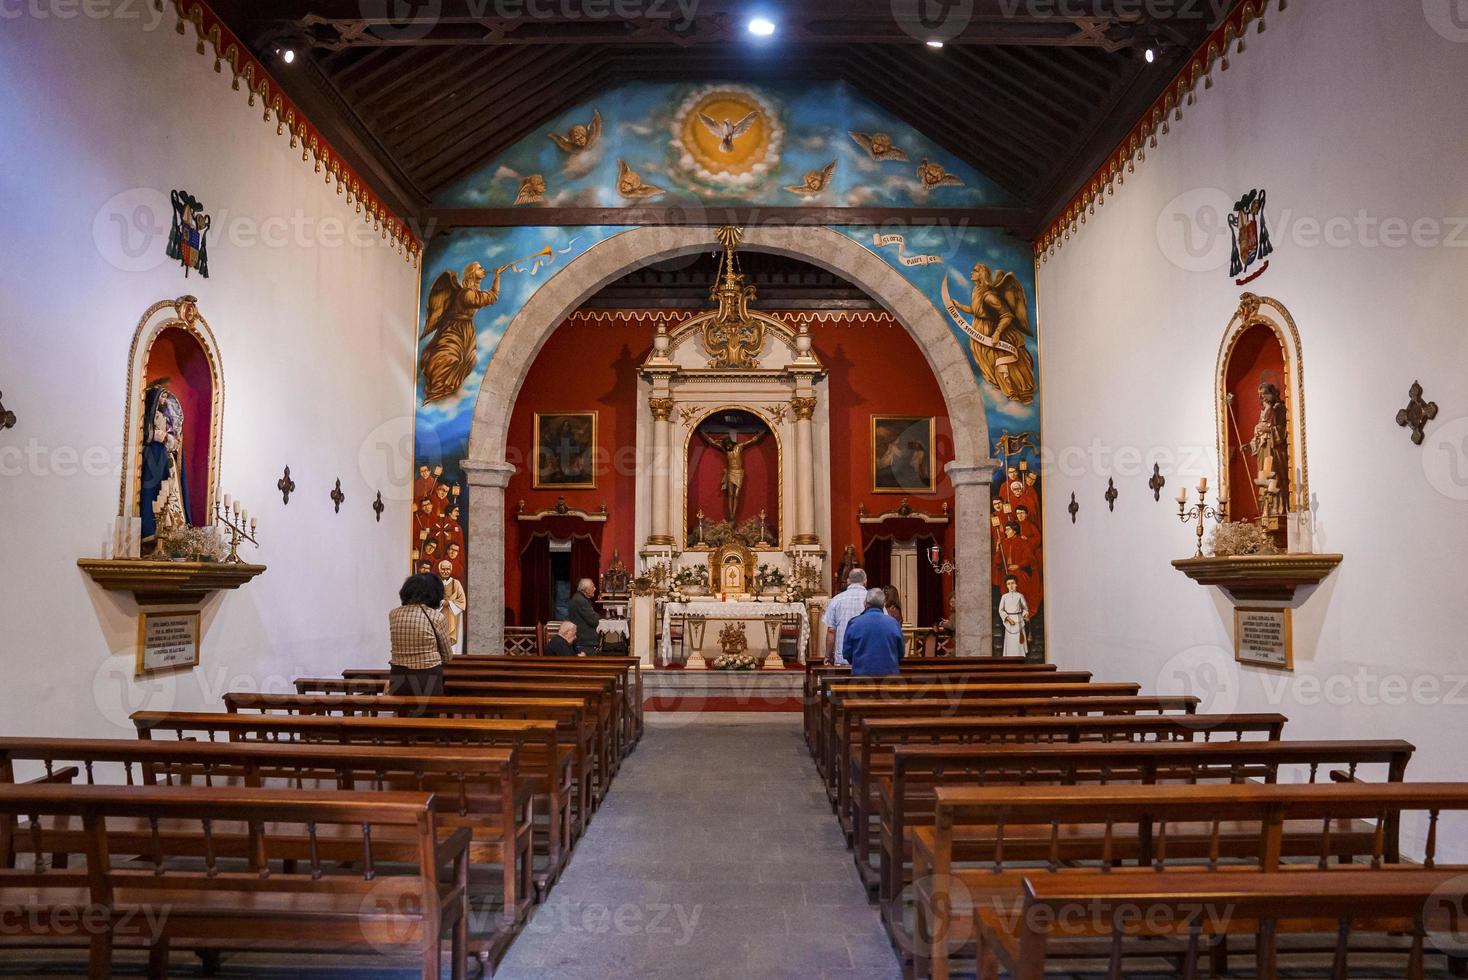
[412,81,1044,656]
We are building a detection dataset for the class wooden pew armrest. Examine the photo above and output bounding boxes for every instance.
[435,826,473,869]
[23,766,80,786]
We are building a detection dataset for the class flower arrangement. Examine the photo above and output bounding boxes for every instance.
[155,523,227,562]
[673,564,710,592]
[1208,520,1281,557]
[711,653,760,671]
[754,563,787,593]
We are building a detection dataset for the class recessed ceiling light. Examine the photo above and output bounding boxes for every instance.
[926,39,944,49]
[748,17,775,36]
[1144,47,1156,63]
[281,48,296,64]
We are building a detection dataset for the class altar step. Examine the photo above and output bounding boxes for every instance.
[643,668,804,712]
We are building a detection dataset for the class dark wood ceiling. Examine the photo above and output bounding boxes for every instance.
[213,0,1226,239]
[584,250,878,309]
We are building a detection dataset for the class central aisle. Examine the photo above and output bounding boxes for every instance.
[496,713,900,980]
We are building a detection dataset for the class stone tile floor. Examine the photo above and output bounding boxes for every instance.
[494,712,900,980]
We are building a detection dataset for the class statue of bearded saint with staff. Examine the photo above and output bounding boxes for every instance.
[418,261,508,404]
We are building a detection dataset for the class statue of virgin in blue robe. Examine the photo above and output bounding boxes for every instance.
[140,382,189,545]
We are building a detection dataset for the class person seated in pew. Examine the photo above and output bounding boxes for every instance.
[545,620,579,657]
[387,572,455,706]
[843,588,904,677]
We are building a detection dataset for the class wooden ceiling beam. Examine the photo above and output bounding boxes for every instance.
[904,48,1074,157]
[395,47,600,167]
[417,71,612,190]
[370,47,539,132]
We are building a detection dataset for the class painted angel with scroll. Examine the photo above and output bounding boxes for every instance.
[419,261,507,404]
[943,263,1036,405]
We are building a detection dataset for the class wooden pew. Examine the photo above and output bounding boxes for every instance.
[818,683,1142,798]
[130,711,576,891]
[913,781,1468,980]
[987,869,1468,980]
[0,783,469,980]
[455,655,644,744]
[822,684,1153,789]
[803,659,1053,747]
[844,712,1288,865]
[874,738,1415,952]
[814,674,1113,783]
[0,736,532,961]
[222,691,598,838]
[345,668,625,774]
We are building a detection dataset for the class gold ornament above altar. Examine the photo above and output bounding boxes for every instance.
[701,226,765,369]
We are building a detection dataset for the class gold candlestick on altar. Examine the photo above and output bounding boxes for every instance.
[1176,479,1228,559]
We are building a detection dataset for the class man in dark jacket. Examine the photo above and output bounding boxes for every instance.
[843,588,904,677]
[566,577,601,654]
[545,620,579,657]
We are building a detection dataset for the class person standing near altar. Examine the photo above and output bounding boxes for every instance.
[567,578,601,654]
[843,589,903,677]
[998,575,1030,658]
[822,568,870,665]
[437,560,467,652]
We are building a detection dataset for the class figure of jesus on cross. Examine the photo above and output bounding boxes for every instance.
[699,428,767,523]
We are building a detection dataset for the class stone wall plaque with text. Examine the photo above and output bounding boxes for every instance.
[136,610,201,676]
[1235,606,1292,670]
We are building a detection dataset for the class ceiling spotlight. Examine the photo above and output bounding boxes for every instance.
[281,47,296,64]
[1144,46,1155,63]
[747,17,775,36]
[926,39,944,49]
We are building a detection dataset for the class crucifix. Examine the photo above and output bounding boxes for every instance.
[698,427,768,522]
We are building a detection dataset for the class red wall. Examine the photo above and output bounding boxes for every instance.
[144,327,214,527]
[504,316,650,622]
[503,311,953,624]
[809,316,955,563]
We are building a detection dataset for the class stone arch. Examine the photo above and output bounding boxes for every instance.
[464,224,999,655]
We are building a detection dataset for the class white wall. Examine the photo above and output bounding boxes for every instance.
[1038,0,1468,857]
[0,11,419,739]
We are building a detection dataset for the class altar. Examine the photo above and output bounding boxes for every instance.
[658,599,811,667]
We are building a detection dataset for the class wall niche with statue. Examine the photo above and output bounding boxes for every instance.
[78,296,263,612]
[1174,293,1341,612]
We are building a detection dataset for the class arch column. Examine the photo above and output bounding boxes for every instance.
[790,395,818,545]
[947,461,1002,655]
[648,396,676,546]
[464,459,516,655]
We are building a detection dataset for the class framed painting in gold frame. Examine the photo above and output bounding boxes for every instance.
[871,416,935,494]
[533,411,598,490]
[136,609,202,676]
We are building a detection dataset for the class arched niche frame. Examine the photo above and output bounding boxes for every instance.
[118,296,225,535]
[1214,293,1307,527]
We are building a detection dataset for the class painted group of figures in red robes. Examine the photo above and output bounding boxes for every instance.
[412,464,466,580]
[992,462,1043,623]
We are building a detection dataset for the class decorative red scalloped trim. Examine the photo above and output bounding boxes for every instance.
[169,0,423,265]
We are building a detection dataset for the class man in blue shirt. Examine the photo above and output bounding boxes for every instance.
[822,568,870,665]
[843,588,904,677]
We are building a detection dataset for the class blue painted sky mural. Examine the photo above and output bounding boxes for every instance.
[434,80,1017,211]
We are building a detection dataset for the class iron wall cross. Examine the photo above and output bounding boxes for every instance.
[0,391,14,431]
[1104,478,1119,512]
[277,466,296,505]
[373,491,385,523]
[1068,492,1079,524]
[331,479,345,513]
[1396,381,1439,446]
[1149,463,1166,502]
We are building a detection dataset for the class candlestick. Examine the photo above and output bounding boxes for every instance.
[1177,488,1228,558]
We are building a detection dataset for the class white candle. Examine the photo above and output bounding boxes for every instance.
[1197,476,1208,493]
[250,517,257,532]
[1176,487,1188,505]
[240,508,248,523]
[233,500,241,516]
[223,494,232,509]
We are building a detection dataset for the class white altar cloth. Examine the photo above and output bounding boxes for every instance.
[659,600,810,664]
